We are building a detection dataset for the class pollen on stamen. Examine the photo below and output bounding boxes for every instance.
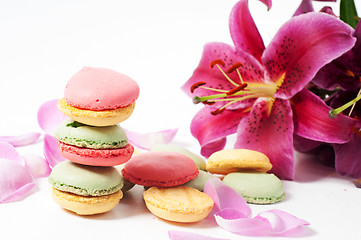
[203,101,216,105]
[227,62,242,74]
[226,83,248,96]
[190,82,206,93]
[211,108,225,115]
[210,59,225,68]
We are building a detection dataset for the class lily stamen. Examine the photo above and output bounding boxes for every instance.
[226,83,248,96]
[190,82,207,93]
[191,59,277,115]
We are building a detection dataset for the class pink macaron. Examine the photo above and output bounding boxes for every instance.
[122,152,199,187]
[58,67,140,126]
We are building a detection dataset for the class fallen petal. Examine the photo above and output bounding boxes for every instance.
[22,153,51,178]
[204,178,251,216]
[256,209,310,235]
[38,99,68,134]
[0,141,23,164]
[124,128,178,150]
[168,230,230,240]
[0,132,41,147]
[215,210,272,236]
[0,143,35,203]
[43,134,66,168]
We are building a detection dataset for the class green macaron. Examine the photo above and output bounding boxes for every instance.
[48,161,123,196]
[150,144,206,170]
[222,172,285,204]
[54,119,128,149]
[182,170,214,191]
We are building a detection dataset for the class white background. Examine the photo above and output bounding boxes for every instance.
[0,0,361,239]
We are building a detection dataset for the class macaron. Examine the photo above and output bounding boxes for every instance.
[122,152,199,187]
[48,161,123,215]
[143,186,214,223]
[222,172,285,204]
[206,149,272,175]
[150,144,206,170]
[54,119,134,166]
[182,170,214,192]
[58,67,140,126]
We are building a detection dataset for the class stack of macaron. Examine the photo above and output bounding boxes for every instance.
[48,67,140,215]
[121,147,215,223]
[206,149,285,204]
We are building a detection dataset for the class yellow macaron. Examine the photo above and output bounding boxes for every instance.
[143,186,214,223]
[206,149,272,175]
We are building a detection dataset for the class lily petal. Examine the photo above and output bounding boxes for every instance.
[0,132,41,147]
[43,134,66,168]
[313,20,361,91]
[334,133,361,178]
[38,99,68,134]
[204,178,251,216]
[229,0,265,63]
[182,42,264,110]
[292,89,355,143]
[235,98,295,180]
[263,12,356,99]
[190,107,249,157]
[259,0,272,10]
[22,153,51,178]
[168,230,230,240]
[293,134,322,153]
[124,128,178,150]
[293,0,314,16]
[0,142,35,203]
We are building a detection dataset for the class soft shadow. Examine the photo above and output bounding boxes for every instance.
[81,185,148,220]
[294,151,336,182]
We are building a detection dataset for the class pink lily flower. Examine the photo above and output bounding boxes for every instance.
[182,0,356,179]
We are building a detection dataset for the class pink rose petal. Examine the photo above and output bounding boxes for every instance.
[38,99,67,134]
[0,132,41,147]
[44,134,66,168]
[204,178,310,237]
[0,142,35,203]
[22,153,51,178]
[168,230,230,240]
[124,128,178,149]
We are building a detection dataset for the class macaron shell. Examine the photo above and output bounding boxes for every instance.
[55,119,128,149]
[48,161,123,196]
[57,141,134,167]
[65,67,139,110]
[206,149,273,175]
[122,152,199,187]
[150,144,206,170]
[143,186,214,223]
[222,172,285,204]
[52,188,123,215]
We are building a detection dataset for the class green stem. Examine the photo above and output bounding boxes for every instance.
[329,93,361,119]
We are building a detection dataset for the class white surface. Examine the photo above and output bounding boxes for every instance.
[0,0,361,239]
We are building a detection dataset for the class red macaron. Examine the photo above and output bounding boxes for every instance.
[122,152,199,187]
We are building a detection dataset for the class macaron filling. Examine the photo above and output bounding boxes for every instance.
[55,119,128,149]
